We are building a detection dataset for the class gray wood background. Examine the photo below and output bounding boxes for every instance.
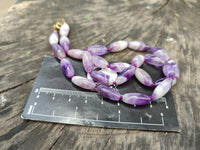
[0,0,199,149]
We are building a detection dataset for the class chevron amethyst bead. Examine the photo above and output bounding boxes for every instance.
[90,71,114,85]
[92,55,108,68]
[86,45,107,55]
[49,32,59,45]
[107,41,128,52]
[82,51,94,73]
[163,63,175,79]
[72,76,96,90]
[135,68,154,87]
[60,36,70,53]
[59,23,70,37]
[52,44,66,60]
[153,49,170,61]
[122,93,151,106]
[115,66,136,85]
[67,49,84,59]
[128,41,150,51]
[97,84,121,101]
[131,55,144,67]
[151,78,172,100]
[61,58,75,78]
[107,62,130,73]
[144,54,165,66]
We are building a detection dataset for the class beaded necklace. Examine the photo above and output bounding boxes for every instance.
[49,19,180,106]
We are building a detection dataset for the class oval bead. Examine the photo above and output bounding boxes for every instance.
[151,78,172,100]
[144,54,165,66]
[61,58,75,78]
[67,49,84,59]
[90,71,114,85]
[72,76,96,90]
[150,47,161,53]
[99,68,118,82]
[86,45,107,55]
[167,60,180,85]
[153,49,170,61]
[97,84,121,101]
[49,32,59,45]
[82,51,94,73]
[162,63,175,79]
[60,36,70,53]
[135,68,154,86]
[92,55,108,68]
[59,23,70,36]
[107,62,130,72]
[128,41,150,51]
[52,44,66,60]
[107,41,128,52]
[115,66,136,85]
[122,93,151,106]
[131,55,145,67]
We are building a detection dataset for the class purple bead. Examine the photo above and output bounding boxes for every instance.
[49,32,59,45]
[92,55,108,68]
[167,60,180,85]
[150,47,161,53]
[151,78,172,100]
[97,84,121,101]
[135,68,154,87]
[82,51,94,73]
[61,58,75,78]
[107,62,130,72]
[116,66,136,85]
[128,41,150,51]
[60,36,70,53]
[107,41,128,52]
[162,64,175,79]
[52,44,66,60]
[67,49,84,59]
[144,54,165,66]
[90,71,114,85]
[153,49,170,61]
[59,23,70,36]
[71,76,96,90]
[122,93,151,106]
[86,45,107,56]
[131,55,145,67]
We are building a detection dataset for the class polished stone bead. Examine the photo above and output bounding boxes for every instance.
[150,47,161,53]
[167,60,180,85]
[49,32,59,45]
[60,36,70,53]
[52,44,66,60]
[162,63,175,79]
[153,49,170,61]
[116,66,136,85]
[131,55,144,67]
[107,62,130,72]
[92,55,108,68]
[86,45,107,55]
[135,68,154,86]
[90,71,114,85]
[151,78,172,100]
[97,84,121,101]
[59,23,70,36]
[67,49,84,59]
[82,51,94,73]
[122,93,151,106]
[107,41,128,52]
[71,76,96,90]
[144,54,165,66]
[128,41,150,51]
[61,58,75,78]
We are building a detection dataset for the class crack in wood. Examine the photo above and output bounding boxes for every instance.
[102,129,114,150]
[152,0,170,15]
[0,77,36,94]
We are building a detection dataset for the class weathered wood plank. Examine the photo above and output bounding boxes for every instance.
[0,0,200,149]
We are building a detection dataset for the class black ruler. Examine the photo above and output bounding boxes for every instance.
[22,56,179,132]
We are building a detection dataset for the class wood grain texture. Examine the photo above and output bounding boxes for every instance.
[0,0,200,149]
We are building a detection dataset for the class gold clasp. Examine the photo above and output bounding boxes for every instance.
[53,18,67,31]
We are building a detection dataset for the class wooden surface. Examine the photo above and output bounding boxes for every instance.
[0,0,200,149]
